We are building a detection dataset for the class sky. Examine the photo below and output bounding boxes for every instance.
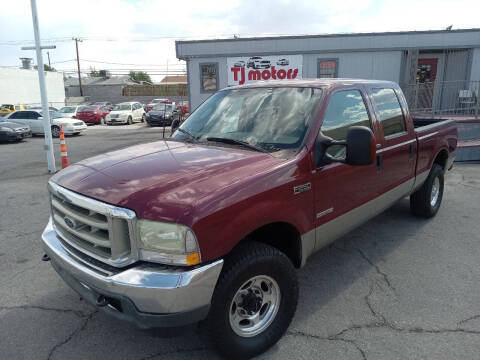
[0,0,478,82]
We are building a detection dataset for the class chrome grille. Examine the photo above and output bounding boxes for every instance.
[48,181,137,267]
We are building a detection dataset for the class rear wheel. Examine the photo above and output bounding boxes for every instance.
[127,116,132,125]
[51,125,60,138]
[207,242,298,359]
[410,163,444,218]
[141,114,146,123]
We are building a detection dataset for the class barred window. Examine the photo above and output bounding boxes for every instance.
[318,59,338,78]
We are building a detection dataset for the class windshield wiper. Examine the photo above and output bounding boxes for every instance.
[175,128,197,141]
[206,137,268,153]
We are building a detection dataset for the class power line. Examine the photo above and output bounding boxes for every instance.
[80,59,185,67]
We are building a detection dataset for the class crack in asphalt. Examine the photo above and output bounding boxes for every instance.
[287,330,367,360]
[289,312,480,360]
[457,314,480,327]
[0,260,42,286]
[0,305,87,318]
[138,346,208,360]
[46,310,97,360]
[355,248,396,293]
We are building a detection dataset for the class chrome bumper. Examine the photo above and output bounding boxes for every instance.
[42,218,223,328]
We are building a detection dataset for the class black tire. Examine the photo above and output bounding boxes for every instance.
[127,116,132,125]
[51,125,60,138]
[207,242,298,359]
[141,114,146,123]
[410,163,444,218]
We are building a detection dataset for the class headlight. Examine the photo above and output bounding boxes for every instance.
[137,220,201,266]
[106,114,111,119]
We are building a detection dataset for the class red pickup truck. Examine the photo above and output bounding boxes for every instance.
[42,79,457,359]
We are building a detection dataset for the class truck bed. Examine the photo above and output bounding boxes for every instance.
[412,117,458,175]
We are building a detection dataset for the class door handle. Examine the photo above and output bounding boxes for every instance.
[376,154,383,171]
[376,143,382,149]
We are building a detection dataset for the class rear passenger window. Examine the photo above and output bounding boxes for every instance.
[321,90,371,157]
[371,88,406,137]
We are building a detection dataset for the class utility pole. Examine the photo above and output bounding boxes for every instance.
[73,37,83,96]
[47,51,51,68]
[23,0,56,173]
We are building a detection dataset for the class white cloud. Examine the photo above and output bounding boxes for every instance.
[1,0,478,81]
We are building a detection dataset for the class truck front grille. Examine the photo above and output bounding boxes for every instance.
[49,181,137,267]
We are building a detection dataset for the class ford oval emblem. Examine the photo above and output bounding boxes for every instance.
[64,216,77,229]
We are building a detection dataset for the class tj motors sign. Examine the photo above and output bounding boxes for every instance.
[227,55,303,86]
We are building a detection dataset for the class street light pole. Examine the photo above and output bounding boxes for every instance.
[28,0,56,173]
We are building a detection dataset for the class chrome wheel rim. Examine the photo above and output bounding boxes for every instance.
[52,127,59,137]
[229,275,281,338]
[430,177,440,207]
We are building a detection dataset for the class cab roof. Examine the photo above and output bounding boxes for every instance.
[224,78,399,91]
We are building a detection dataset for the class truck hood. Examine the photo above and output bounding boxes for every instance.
[50,140,284,222]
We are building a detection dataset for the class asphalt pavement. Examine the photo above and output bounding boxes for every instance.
[1,125,479,360]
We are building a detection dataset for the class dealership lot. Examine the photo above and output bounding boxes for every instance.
[1,127,479,359]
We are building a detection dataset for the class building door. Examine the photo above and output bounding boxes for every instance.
[416,58,438,109]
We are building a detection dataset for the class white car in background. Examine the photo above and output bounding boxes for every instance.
[58,105,84,118]
[6,110,87,137]
[106,102,146,125]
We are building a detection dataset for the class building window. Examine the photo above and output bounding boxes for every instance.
[200,63,218,92]
[317,59,338,78]
[371,88,407,137]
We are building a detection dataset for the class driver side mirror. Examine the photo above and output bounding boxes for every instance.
[316,126,376,167]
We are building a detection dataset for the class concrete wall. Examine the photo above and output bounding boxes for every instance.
[66,84,187,105]
[0,67,65,108]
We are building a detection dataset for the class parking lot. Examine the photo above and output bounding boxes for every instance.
[1,125,480,360]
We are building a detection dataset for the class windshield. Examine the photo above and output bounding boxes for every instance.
[113,104,131,111]
[79,106,96,111]
[172,87,323,156]
[40,111,63,119]
[59,107,76,113]
[153,104,172,111]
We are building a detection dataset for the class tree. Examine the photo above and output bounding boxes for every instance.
[129,71,152,84]
[89,67,100,77]
[34,64,56,71]
[44,64,56,72]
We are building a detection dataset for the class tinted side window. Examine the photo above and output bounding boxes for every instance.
[9,112,20,119]
[321,90,371,157]
[371,88,406,137]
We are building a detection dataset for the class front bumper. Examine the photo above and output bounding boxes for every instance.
[64,126,87,134]
[5,130,31,140]
[42,218,223,328]
[107,117,128,124]
[147,117,172,126]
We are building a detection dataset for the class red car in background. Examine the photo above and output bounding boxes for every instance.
[177,100,189,114]
[74,105,111,125]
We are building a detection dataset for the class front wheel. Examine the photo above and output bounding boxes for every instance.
[127,116,132,125]
[410,163,444,218]
[51,125,60,138]
[207,242,298,359]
